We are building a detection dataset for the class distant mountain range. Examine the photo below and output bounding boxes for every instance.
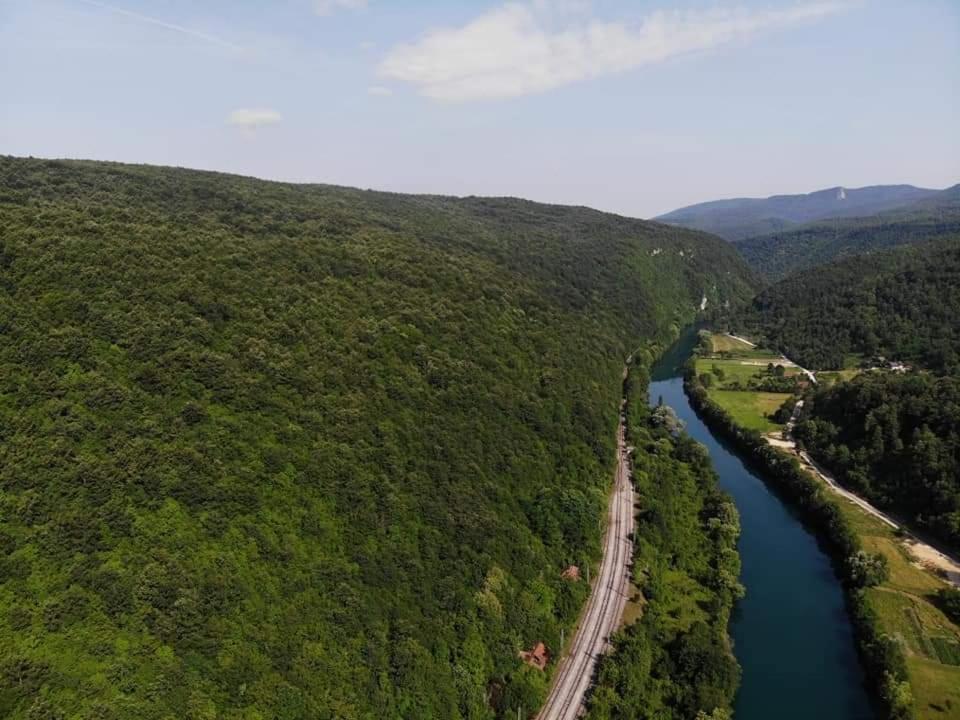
[734,184,960,280]
[655,184,942,242]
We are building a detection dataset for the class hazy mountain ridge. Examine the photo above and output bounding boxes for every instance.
[656,184,941,242]
[734,183,960,280]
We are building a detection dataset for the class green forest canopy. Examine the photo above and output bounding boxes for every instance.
[796,372,960,551]
[726,235,960,373]
[0,156,754,719]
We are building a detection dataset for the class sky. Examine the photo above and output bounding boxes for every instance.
[1,0,958,217]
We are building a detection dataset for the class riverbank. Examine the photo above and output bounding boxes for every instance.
[684,366,950,719]
[653,343,871,720]
[582,354,742,720]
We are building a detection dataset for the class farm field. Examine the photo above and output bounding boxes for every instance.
[695,333,802,432]
[708,333,757,353]
[834,499,960,719]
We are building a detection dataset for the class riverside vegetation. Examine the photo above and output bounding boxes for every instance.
[684,361,914,720]
[0,156,754,719]
[686,331,960,719]
[584,362,743,720]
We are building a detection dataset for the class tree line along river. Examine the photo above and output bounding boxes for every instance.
[648,330,874,719]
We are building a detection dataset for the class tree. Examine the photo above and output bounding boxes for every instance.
[846,551,890,588]
[937,588,960,624]
[880,671,914,720]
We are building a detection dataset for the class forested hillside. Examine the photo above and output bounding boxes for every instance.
[655,184,939,242]
[0,156,754,720]
[735,185,960,280]
[725,236,960,372]
[796,373,960,550]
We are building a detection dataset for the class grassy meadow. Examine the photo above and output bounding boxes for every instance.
[695,333,799,433]
[708,334,756,353]
[703,390,793,433]
[834,501,960,719]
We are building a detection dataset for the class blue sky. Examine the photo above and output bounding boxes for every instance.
[2,0,958,216]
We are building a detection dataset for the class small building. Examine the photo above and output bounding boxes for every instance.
[519,642,550,671]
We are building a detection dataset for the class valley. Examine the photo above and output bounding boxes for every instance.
[5,5,958,717]
[2,155,958,720]
[648,332,872,720]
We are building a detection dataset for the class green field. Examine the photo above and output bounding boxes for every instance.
[833,499,960,719]
[696,357,799,383]
[694,344,797,432]
[709,390,792,432]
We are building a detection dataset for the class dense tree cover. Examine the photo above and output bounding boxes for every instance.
[939,589,960,625]
[734,185,960,280]
[795,372,960,550]
[656,184,941,243]
[0,156,754,719]
[684,368,915,720]
[585,366,742,720]
[726,236,960,373]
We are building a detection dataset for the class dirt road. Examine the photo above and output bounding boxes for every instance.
[536,381,635,720]
[770,401,960,587]
[729,333,956,584]
[797,448,960,587]
[723,333,817,384]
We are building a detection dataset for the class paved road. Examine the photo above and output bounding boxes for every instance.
[536,378,635,720]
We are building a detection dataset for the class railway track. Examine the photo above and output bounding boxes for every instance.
[535,383,635,720]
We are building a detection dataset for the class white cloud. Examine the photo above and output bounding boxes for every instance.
[314,0,367,16]
[227,108,282,129]
[368,85,393,96]
[379,1,853,102]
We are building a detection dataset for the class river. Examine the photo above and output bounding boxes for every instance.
[649,330,874,719]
